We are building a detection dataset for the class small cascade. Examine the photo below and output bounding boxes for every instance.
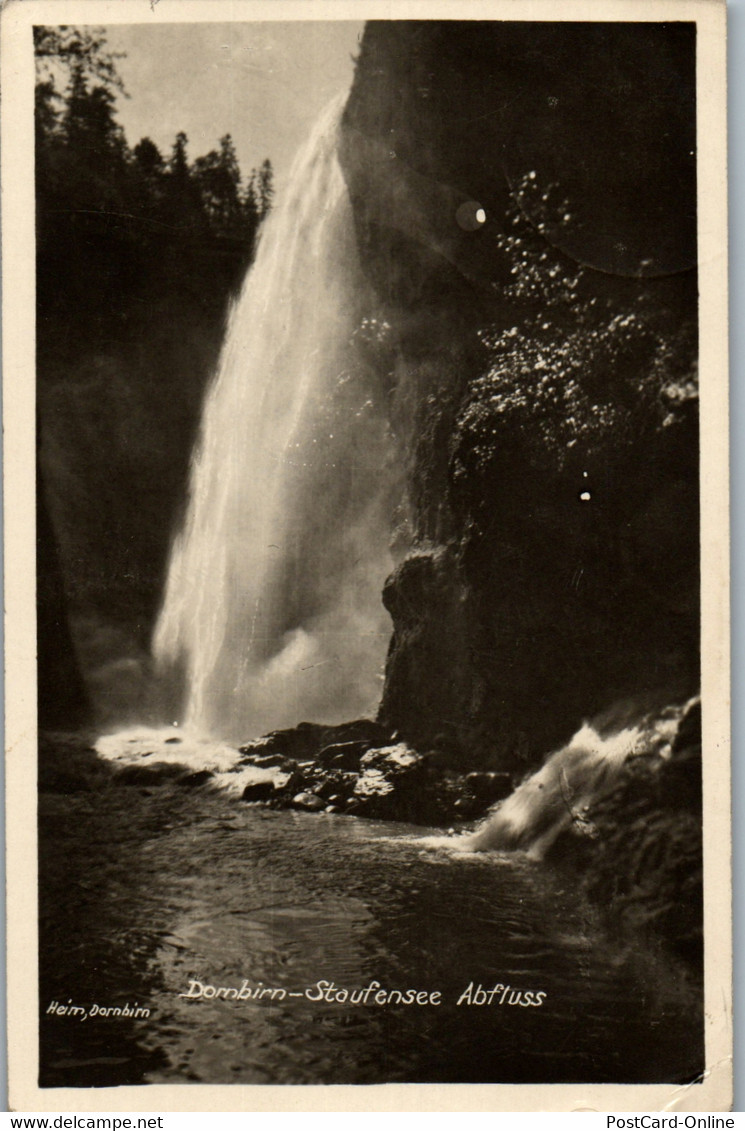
[459,700,697,858]
[462,722,645,858]
[153,97,402,742]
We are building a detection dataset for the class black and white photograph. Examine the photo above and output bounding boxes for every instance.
[2,0,731,1111]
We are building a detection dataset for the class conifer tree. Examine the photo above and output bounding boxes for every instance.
[258,158,274,218]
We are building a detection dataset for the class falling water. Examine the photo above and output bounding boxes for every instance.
[460,700,693,858]
[153,98,402,742]
[462,722,642,858]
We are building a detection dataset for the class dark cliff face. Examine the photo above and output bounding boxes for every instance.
[339,21,699,768]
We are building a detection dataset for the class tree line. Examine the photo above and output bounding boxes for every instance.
[35,25,274,246]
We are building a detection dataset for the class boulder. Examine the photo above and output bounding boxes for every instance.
[317,741,368,769]
[238,721,326,759]
[238,766,300,802]
[314,773,358,801]
[291,792,326,812]
[351,743,432,818]
[359,743,423,772]
[239,719,391,762]
[353,769,395,802]
[241,780,278,803]
[245,753,294,769]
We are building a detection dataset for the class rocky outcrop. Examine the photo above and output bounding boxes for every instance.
[235,721,485,823]
[339,22,699,771]
[550,700,703,968]
[69,718,514,826]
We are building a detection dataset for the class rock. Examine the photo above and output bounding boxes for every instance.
[321,719,391,746]
[241,781,278,803]
[178,770,214,789]
[314,774,357,801]
[465,771,513,804]
[453,796,485,818]
[164,737,182,744]
[317,741,368,769]
[239,722,327,760]
[351,744,434,819]
[235,763,300,802]
[360,743,423,772]
[239,719,390,764]
[354,769,395,801]
[238,736,279,757]
[246,753,291,769]
[424,748,457,771]
[340,23,699,771]
[291,792,326,812]
[671,697,702,756]
[545,698,703,969]
[273,770,303,793]
[329,752,358,769]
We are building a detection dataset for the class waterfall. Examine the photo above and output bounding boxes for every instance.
[153,97,401,742]
[461,722,644,858]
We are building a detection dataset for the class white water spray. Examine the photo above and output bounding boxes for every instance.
[461,722,643,858]
[153,98,401,742]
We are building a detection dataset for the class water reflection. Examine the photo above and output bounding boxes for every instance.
[40,782,703,1087]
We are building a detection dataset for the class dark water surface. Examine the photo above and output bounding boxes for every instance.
[39,777,703,1087]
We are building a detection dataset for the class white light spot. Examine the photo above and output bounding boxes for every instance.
[456,201,487,232]
[580,491,591,502]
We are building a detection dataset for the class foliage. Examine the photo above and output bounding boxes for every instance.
[35,25,274,244]
[452,173,698,489]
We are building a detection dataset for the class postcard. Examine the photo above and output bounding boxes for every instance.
[2,0,731,1112]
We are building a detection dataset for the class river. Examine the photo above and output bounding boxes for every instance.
[39,767,703,1089]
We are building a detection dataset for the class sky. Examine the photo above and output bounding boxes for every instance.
[102,22,364,193]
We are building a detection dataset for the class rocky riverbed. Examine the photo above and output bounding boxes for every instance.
[40,695,702,974]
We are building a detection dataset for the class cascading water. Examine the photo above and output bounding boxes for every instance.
[153,97,402,742]
[458,701,693,858]
[461,722,642,858]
